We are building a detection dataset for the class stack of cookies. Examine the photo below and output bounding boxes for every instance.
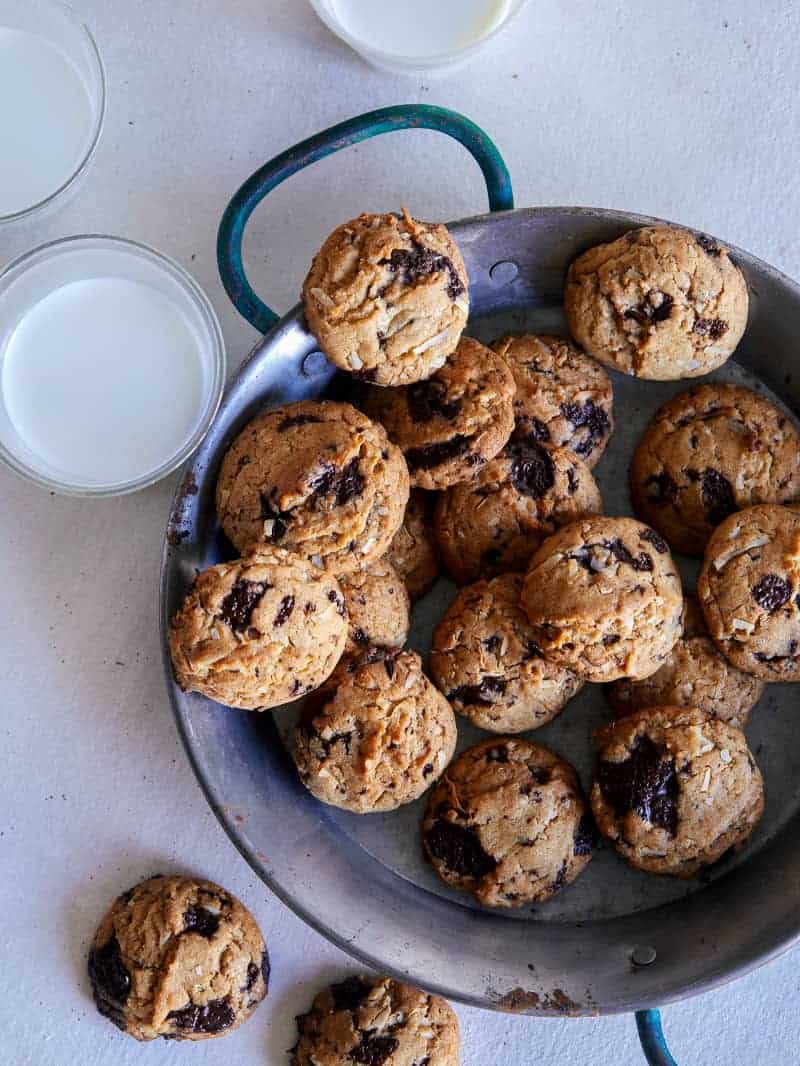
[169,211,800,911]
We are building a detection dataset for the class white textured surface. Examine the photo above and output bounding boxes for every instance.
[2,1,800,1063]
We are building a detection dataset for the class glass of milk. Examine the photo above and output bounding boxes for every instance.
[0,0,105,222]
[308,0,531,74]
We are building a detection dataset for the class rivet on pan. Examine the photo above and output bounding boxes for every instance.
[302,350,328,377]
[489,260,519,284]
[631,946,657,967]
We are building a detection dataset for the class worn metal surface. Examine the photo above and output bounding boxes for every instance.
[160,206,800,1015]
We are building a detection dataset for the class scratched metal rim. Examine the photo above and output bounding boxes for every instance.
[160,206,800,1015]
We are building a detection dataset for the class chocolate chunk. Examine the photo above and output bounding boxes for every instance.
[219,579,270,632]
[701,468,735,526]
[259,494,290,541]
[483,634,502,654]
[643,471,678,506]
[347,1030,400,1065]
[331,975,372,1013]
[381,240,464,300]
[168,997,236,1034]
[625,291,674,326]
[448,676,507,705]
[524,639,544,660]
[245,954,269,993]
[607,538,653,572]
[752,574,792,612]
[309,458,365,506]
[640,528,668,554]
[328,589,346,616]
[693,317,728,341]
[519,417,551,444]
[602,634,621,646]
[425,819,497,878]
[573,813,596,855]
[485,745,509,763]
[274,595,295,626]
[597,734,679,835]
[566,467,579,495]
[290,679,302,696]
[696,233,722,257]
[422,762,434,776]
[507,441,555,498]
[529,767,551,784]
[277,413,322,431]
[353,627,369,645]
[551,860,568,892]
[405,434,473,471]
[183,905,220,938]
[407,380,461,423]
[88,936,131,1008]
[560,400,611,458]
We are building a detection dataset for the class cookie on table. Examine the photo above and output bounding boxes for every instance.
[564,226,748,379]
[169,549,347,710]
[339,559,410,658]
[302,209,468,386]
[292,975,460,1066]
[361,336,515,490]
[215,400,409,574]
[384,488,440,601]
[88,875,268,1042]
[607,596,765,727]
[630,383,800,555]
[521,516,683,683]
[434,440,602,584]
[492,333,614,468]
[293,651,457,813]
[422,738,593,907]
[591,705,764,877]
[430,573,583,733]
[698,504,800,681]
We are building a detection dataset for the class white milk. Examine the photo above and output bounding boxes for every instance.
[331,0,513,57]
[0,28,94,216]
[2,278,206,485]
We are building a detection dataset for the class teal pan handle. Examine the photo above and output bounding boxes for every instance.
[217,104,514,334]
[637,1009,679,1065]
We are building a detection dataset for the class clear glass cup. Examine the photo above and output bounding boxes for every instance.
[0,0,105,223]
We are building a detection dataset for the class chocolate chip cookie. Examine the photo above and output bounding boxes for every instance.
[384,488,440,601]
[292,975,460,1066]
[303,209,469,386]
[361,336,516,490]
[339,559,410,658]
[215,400,409,574]
[521,516,684,682]
[630,384,800,555]
[492,333,614,468]
[168,549,347,710]
[564,226,749,379]
[591,706,764,877]
[88,875,268,1042]
[430,574,583,733]
[422,738,593,907]
[698,504,800,680]
[433,441,603,584]
[293,651,457,813]
[608,596,765,727]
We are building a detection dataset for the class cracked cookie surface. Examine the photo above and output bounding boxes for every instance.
[302,210,468,386]
[564,226,748,379]
[698,504,800,680]
[493,333,614,468]
[630,384,800,555]
[361,336,515,490]
[88,875,268,1042]
[430,573,583,733]
[422,737,593,907]
[292,974,460,1066]
[521,516,684,682]
[215,400,409,573]
[608,596,764,726]
[168,549,347,710]
[591,706,764,877]
[339,559,410,659]
[384,488,440,601]
[434,441,602,584]
[292,650,457,813]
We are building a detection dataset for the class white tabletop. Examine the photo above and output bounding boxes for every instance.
[3,2,799,1063]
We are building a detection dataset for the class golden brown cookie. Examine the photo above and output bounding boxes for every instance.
[215,400,409,574]
[698,504,800,681]
[292,975,460,1066]
[383,488,440,601]
[293,651,457,813]
[361,336,515,490]
[433,441,603,584]
[591,706,764,877]
[422,737,594,907]
[493,333,614,468]
[302,210,468,386]
[630,384,800,555]
[339,559,410,658]
[521,516,684,682]
[88,875,268,1042]
[607,596,765,727]
[564,226,748,379]
[168,549,347,710]
[430,573,583,733]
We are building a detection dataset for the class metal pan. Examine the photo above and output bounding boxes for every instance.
[160,106,800,1065]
